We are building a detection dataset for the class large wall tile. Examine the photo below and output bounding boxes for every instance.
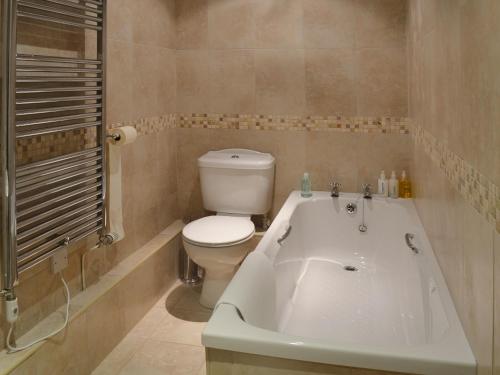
[305,49,356,116]
[356,134,411,189]
[176,50,210,113]
[255,49,305,115]
[131,44,162,119]
[409,3,499,373]
[494,231,500,375]
[303,0,357,49]
[107,40,134,124]
[158,47,177,114]
[177,129,412,219]
[176,0,208,49]
[254,0,303,49]
[86,288,126,370]
[207,0,256,49]
[208,50,255,114]
[305,132,359,192]
[356,47,407,116]
[107,0,134,42]
[131,0,176,48]
[355,0,407,48]
[461,205,494,375]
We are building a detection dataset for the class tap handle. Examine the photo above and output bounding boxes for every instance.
[362,183,372,192]
[329,180,342,188]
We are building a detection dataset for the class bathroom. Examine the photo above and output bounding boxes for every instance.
[0,0,498,374]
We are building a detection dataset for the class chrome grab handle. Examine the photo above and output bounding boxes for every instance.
[277,225,292,245]
[405,233,419,254]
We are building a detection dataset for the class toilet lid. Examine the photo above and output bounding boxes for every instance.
[182,216,255,247]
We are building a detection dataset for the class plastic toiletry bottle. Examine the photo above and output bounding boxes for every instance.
[399,170,412,198]
[301,173,313,198]
[389,171,399,199]
[377,170,388,197]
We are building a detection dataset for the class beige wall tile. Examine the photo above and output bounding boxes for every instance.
[303,0,357,49]
[176,50,210,113]
[356,47,407,116]
[461,204,494,375]
[305,49,356,116]
[176,129,412,219]
[409,3,499,373]
[158,48,177,114]
[86,287,126,370]
[131,0,176,48]
[208,50,255,114]
[207,0,256,49]
[131,44,161,120]
[30,314,90,375]
[107,0,134,42]
[356,134,411,189]
[355,0,407,48]
[254,0,303,49]
[494,231,500,375]
[107,40,134,124]
[176,0,208,49]
[255,49,306,115]
[305,132,358,192]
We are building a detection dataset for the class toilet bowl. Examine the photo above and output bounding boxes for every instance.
[182,215,255,308]
[183,148,275,308]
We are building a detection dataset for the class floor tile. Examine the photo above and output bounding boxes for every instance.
[93,282,210,375]
[119,340,205,375]
[150,312,206,346]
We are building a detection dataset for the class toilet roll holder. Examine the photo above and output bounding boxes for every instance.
[106,132,121,142]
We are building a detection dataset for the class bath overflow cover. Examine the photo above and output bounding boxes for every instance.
[344,265,358,272]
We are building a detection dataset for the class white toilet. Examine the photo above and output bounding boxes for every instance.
[182,149,275,308]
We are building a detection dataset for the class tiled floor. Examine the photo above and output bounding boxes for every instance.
[92,281,211,375]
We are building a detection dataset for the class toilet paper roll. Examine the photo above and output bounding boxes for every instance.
[107,126,137,243]
[109,125,137,146]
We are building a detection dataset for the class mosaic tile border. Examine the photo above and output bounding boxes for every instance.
[178,113,410,134]
[109,114,176,136]
[17,129,89,164]
[411,123,499,232]
[17,114,177,164]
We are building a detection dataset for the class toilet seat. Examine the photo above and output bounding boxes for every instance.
[182,216,255,248]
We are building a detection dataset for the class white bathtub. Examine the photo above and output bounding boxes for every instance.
[203,191,476,375]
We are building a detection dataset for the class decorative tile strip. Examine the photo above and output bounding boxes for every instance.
[411,123,499,232]
[17,114,177,164]
[109,114,176,136]
[17,129,89,165]
[177,113,410,134]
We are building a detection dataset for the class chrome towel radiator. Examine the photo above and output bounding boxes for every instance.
[1,0,107,293]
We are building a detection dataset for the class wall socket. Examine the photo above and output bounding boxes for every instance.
[51,248,68,274]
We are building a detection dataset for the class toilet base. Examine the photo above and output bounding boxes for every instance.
[199,268,236,309]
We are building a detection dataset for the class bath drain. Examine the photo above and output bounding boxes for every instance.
[344,265,358,272]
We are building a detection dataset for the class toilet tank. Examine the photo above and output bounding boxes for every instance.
[198,149,275,215]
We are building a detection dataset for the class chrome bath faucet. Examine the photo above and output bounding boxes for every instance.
[330,180,341,197]
[362,183,373,199]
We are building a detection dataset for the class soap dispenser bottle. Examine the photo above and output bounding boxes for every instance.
[301,172,312,198]
[399,170,412,198]
[389,171,399,198]
[377,170,388,197]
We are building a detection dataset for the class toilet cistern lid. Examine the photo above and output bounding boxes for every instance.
[182,216,255,247]
[198,149,275,170]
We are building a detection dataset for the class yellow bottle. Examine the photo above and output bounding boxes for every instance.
[399,170,412,198]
